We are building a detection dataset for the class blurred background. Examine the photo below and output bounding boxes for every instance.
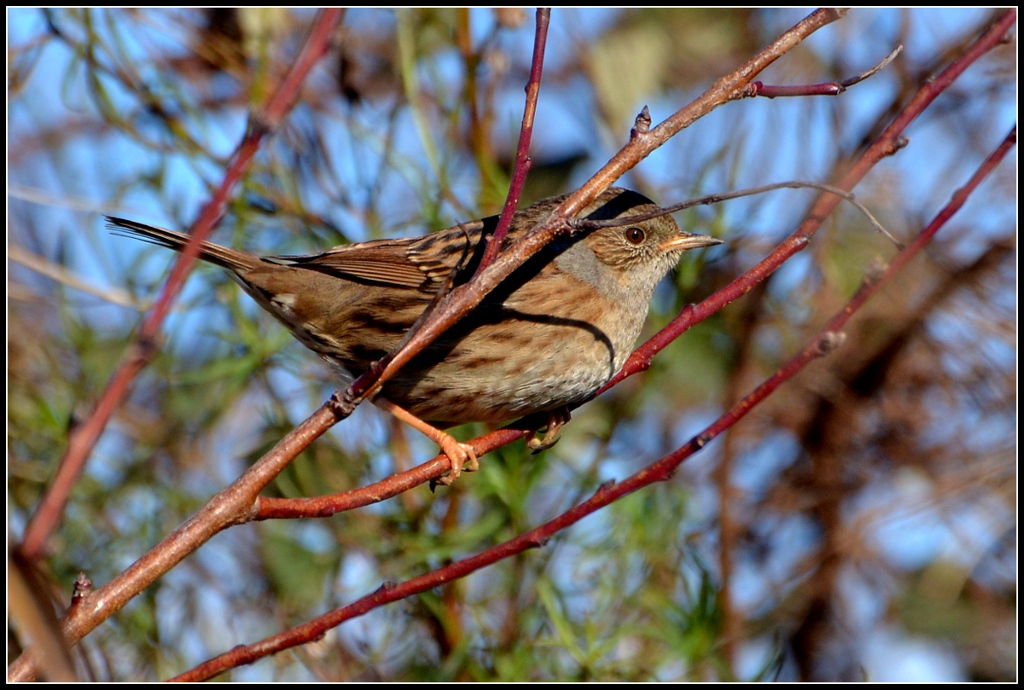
[8,8,1016,681]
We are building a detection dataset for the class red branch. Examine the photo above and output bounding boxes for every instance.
[748,44,903,98]
[474,8,551,276]
[19,8,344,562]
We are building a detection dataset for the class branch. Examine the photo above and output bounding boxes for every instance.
[473,8,551,275]
[18,9,345,562]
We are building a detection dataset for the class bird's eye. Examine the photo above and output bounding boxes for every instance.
[624,227,646,245]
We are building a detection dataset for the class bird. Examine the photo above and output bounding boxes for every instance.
[108,188,722,483]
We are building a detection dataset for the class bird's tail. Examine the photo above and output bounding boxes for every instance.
[106,216,259,273]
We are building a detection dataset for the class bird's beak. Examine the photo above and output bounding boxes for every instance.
[660,233,724,252]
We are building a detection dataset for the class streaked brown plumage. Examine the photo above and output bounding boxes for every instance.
[109,188,721,482]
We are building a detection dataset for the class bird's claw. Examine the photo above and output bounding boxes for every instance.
[525,407,571,454]
[433,439,479,487]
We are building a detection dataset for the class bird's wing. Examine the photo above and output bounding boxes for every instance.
[265,219,487,292]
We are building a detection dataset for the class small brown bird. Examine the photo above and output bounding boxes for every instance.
[109,188,721,483]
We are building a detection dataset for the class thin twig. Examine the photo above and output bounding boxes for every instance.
[579,180,905,249]
[9,244,147,310]
[748,45,903,98]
